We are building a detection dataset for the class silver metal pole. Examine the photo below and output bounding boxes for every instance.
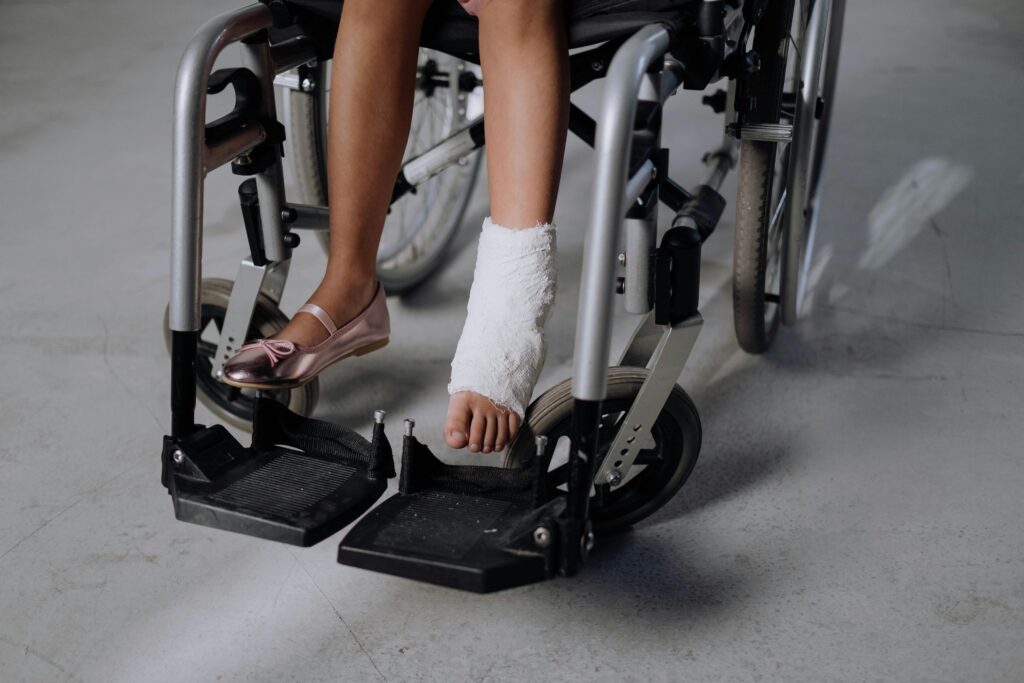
[571,24,671,401]
[170,3,273,332]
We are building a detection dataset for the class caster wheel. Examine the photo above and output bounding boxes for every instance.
[163,278,318,431]
[504,367,701,534]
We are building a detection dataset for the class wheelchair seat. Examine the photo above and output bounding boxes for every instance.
[276,0,704,60]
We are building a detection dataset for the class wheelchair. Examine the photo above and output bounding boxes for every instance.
[162,0,845,591]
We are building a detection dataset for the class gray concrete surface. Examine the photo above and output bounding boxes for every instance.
[1,0,1022,681]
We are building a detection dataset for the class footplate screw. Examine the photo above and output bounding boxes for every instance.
[534,435,548,457]
[374,409,386,424]
[403,418,415,436]
[533,527,552,548]
[172,449,185,465]
[606,469,623,486]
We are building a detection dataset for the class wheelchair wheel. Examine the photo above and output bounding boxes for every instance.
[503,367,701,534]
[732,0,799,353]
[286,49,482,294]
[781,0,846,324]
[162,278,318,431]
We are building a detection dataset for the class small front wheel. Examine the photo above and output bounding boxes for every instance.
[503,367,702,534]
[163,278,318,431]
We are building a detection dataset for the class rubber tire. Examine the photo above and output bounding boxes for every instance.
[733,139,782,353]
[503,367,702,534]
[732,0,797,354]
[163,278,318,431]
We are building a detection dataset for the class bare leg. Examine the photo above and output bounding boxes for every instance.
[274,0,435,346]
[445,0,569,452]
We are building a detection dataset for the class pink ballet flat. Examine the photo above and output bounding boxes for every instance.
[222,283,390,390]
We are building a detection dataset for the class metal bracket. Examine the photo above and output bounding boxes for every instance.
[597,313,703,486]
[210,257,289,379]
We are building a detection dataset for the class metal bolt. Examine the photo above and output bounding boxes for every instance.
[584,530,595,553]
[300,76,315,92]
[403,418,415,436]
[606,469,623,486]
[617,252,626,266]
[215,369,223,379]
[374,409,386,424]
[172,449,185,465]
[591,60,603,72]
[534,435,548,458]
[533,527,552,547]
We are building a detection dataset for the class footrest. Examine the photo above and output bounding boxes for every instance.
[338,432,564,593]
[163,398,394,547]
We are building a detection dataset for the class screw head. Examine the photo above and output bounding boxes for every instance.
[533,527,552,547]
[373,409,386,424]
[172,449,185,465]
[591,60,603,72]
[606,469,623,486]
[618,252,626,266]
[300,76,315,92]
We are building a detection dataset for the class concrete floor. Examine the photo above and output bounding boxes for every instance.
[2,0,1023,681]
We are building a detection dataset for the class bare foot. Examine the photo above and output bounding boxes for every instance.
[444,391,522,453]
[271,277,378,346]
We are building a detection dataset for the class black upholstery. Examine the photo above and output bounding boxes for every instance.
[278,0,701,60]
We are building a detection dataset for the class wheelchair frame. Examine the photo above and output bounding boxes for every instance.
[165,0,786,581]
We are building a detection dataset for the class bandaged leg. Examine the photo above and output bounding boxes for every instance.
[448,216,558,419]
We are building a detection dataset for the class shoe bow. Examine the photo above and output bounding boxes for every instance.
[239,339,296,367]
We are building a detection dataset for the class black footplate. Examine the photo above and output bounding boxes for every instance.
[162,398,394,546]
[338,431,564,593]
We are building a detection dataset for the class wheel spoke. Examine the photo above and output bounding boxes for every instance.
[769,187,788,242]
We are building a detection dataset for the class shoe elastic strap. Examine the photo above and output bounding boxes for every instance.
[297,303,338,335]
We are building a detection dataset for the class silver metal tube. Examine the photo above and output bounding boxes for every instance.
[402,116,482,185]
[572,24,671,401]
[702,143,736,191]
[623,159,656,209]
[286,203,330,231]
[204,124,267,172]
[659,57,686,102]
[170,3,273,332]
[269,35,317,74]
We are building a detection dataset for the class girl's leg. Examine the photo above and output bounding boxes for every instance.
[274,0,435,347]
[444,0,569,452]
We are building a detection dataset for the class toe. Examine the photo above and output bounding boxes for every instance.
[444,399,470,449]
[468,406,486,453]
[495,415,509,452]
[482,413,497,453]
[509,412,522,441]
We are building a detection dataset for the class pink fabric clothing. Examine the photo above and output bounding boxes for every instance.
[457,0,491,17]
